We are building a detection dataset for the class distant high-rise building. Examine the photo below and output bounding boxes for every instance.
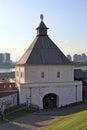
[67,54,72,61]
[73,54,78,62]
[73,53,87,62]
[78,55,82,62]
[0,53,4,63]
[82,53,87,62]
[3,53,10,63]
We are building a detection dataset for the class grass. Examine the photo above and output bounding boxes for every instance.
[40,110,87,130]
[0,109,33,123]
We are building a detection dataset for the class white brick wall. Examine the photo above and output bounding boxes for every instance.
[16,64,82,109]
[18,81,82,109]
[16,65,74,83]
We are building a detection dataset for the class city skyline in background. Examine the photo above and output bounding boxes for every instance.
[0,51,87,63]
[0,0,87,61]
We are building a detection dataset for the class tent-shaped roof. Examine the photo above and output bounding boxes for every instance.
[17,15,71,65]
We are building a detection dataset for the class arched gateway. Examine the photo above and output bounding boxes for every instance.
[43,93,57,109]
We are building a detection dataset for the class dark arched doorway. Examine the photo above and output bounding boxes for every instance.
[43,93,57,109]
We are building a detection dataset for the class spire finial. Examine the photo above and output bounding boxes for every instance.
[40,14,44,21]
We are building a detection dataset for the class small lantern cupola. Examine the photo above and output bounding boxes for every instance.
[36,14,48,36]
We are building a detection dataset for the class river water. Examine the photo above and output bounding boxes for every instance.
[0,68,15,73]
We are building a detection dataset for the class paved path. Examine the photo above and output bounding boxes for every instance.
[0,104,87,130]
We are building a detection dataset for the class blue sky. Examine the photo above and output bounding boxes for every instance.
[0,0,87,61]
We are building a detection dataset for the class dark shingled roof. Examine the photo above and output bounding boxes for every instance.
[36,21,48,29]
[17,18,71,65]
